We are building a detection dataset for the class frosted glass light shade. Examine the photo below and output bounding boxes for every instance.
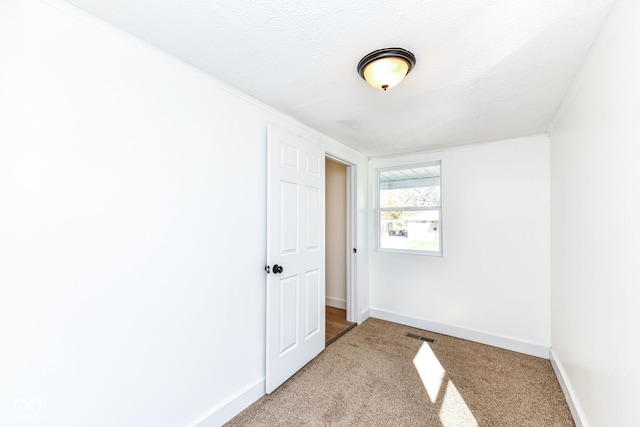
[362,57,410,91]
[357,48,416,91]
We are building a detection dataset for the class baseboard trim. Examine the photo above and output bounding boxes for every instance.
[326,297,346,309]
[191,378,264,427]
[550,348,584,427]
[370,309,550,359]
[359,308,370,325]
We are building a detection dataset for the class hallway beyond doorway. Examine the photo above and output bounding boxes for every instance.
[325,306,356,345]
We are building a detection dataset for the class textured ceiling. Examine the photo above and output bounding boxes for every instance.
[65,0,614,157]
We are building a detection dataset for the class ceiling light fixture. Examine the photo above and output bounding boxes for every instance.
[357,47,416,91]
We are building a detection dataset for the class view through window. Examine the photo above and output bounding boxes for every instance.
[378,162,441,255]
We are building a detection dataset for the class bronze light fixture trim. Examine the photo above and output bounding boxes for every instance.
[357,47,416,91]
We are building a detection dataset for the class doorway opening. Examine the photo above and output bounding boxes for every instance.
[325,157,357,344]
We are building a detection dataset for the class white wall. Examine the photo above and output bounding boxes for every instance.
[369,135,551,357]
[325,159,347,309]
[0,1,368,426]
[548,0,640,425]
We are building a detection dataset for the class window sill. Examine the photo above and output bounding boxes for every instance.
[377,248,443,257]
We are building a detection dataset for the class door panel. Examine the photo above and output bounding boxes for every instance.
[280,181,298,254]
[279,276,298,354]
[305,187,319,249]
[266,124,325,394]
[305,270,320,338]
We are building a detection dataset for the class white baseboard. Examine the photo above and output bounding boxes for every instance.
[326,297,346,309]
[550,348,584,427]
[370,309,550,359]
[359,308,370,325]
[191,379,264,427]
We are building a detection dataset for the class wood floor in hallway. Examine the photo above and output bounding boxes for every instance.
[325,306,356,345]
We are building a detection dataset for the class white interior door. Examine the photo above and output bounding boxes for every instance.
[266,124,325,394]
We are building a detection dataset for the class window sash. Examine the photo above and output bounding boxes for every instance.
[379,206,440,212]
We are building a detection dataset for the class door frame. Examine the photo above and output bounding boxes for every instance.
[325,154,358,324]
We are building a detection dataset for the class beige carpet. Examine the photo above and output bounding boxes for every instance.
[226,318,574,426]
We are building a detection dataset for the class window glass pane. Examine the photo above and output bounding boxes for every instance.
[380,210,440,252]
[380,186,440,208]
[379,165,440,208]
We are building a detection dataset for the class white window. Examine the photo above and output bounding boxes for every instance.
[377,162,442,255]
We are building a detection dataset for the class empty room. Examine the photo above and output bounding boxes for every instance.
[1,0,638,426]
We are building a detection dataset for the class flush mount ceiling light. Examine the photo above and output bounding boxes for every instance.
[357,47,416,91]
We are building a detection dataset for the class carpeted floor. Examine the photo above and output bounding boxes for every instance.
[225,318,574,426]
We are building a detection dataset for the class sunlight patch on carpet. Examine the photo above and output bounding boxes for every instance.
[413,342,478,427]
[413,341,445,403]
[440,380,478,427]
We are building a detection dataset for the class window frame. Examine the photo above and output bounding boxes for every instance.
[376,161,443,256]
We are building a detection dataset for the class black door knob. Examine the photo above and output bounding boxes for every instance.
[273,264,284,274]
